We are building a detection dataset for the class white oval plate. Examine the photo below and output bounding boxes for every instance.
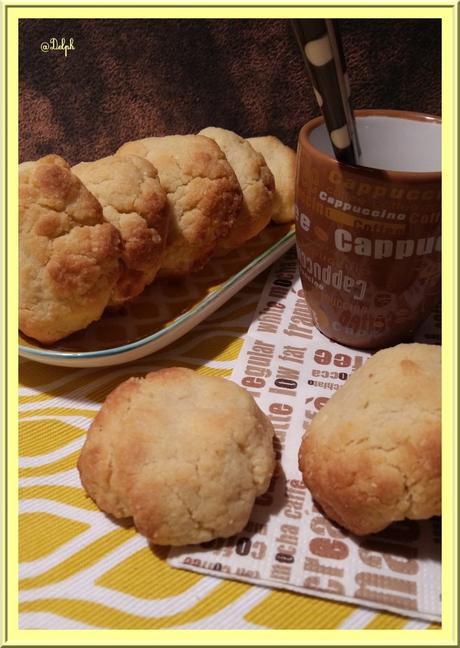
[19,225,295,368]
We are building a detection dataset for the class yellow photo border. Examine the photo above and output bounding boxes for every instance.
[3,1,458,645]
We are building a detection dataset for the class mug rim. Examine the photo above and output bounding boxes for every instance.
[299,109,441,182]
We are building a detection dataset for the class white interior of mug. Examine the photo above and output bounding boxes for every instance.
[309,115,441,173]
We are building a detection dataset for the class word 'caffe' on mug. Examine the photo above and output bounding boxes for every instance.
[295,109,441,349]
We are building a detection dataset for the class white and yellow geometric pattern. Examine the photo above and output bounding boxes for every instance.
[18,263,441,630]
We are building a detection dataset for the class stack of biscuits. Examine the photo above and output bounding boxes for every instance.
[19,128,296,344]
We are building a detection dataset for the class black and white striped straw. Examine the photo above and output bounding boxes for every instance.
[292,19,360,165]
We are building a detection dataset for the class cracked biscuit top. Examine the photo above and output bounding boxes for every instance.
[78,367,275,545]
[73,154,168,304]
[19,154,121,344]
[117,135,243,277]
[298,343,441,536]
[248,136,296,224]
[198,127,275,254]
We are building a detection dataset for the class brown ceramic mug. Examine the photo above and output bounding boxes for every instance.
[295,109,441,349]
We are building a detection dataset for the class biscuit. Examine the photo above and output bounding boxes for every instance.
[298,343,441,536]
[248,136,296,223]
[19,155,121,344]
[198,127,275,254]
[117,135,242,277]
[78,367,275,545]
[72,155,168,304]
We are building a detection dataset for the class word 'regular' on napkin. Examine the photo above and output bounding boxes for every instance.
[168,248,441,623]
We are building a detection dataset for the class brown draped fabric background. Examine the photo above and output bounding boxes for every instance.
[19,19,441,165]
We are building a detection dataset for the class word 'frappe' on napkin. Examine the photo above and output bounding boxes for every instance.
[168,248,441,623]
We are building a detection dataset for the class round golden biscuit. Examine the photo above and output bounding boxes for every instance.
[298,343,441,536]
[117,135,242,277]
[199,127,275,254]
[19,154,121,344]
[78,367,275,545]
[248,135,296,223]
[72,155,168,304]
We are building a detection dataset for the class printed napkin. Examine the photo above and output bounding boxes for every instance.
[168,249,442,623]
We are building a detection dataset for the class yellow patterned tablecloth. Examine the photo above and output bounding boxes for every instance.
[18,270,439,630]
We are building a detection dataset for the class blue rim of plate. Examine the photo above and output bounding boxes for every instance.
[19,229,295,361]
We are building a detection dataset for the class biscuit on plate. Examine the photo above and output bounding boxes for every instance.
[298,343,441,536]
[78,367,275,545]
[117,135,242,277]
[73,155,168,304]
[248,136,296,223]
[198,127,275,253]
[19,154,121,344]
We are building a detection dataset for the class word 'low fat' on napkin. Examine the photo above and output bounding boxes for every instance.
[168,248,441,623]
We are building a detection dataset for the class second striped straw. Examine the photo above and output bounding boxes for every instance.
[292,19,361,165]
